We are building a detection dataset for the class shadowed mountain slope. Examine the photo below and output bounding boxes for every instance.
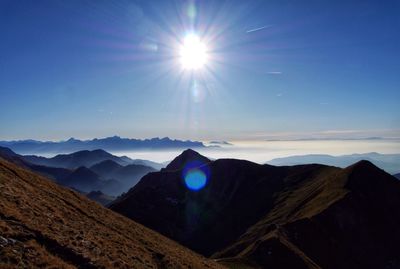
[0,158,224,269]
[89,160,123,177]
[90,160,156,194]
[86,191,115,206]
[214,160,400,268]
[61,166,107,193]
[130,159,166,170]
[110,150,400,269]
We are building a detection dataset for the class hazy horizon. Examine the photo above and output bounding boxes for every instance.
[20,139,398,164]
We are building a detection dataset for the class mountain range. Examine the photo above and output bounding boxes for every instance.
[110,149,400,268]
[0,158,222,268]
[24,149,133,169]
[267,152,400,174]
[0,146,156,197]
[0,136,206,154]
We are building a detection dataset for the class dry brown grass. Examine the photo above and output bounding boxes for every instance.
[0,158,225,268]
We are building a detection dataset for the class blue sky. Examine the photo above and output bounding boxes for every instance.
[0,0,399,141]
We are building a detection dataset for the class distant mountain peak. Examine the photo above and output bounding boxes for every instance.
[90,149,109,154]
[104,135,121,140]
[74,166,96,174]
[92,159,122,167]
[343,159,397,191]
[353,159,375,167]
[166,149,210,170]
[182,148,201,155]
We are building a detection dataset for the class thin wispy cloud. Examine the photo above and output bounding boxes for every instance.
[266,71,282,75]
[246,25,271,33]
[237,129,400,141]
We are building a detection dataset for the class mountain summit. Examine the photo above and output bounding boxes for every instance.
[165,148,211,170]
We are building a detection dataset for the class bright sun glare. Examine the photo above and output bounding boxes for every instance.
[179,34,208,70]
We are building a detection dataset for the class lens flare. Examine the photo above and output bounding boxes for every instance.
[191,80,206,102]
[186,3,196,19]
[184,169,207,190]
[182,160,210,191]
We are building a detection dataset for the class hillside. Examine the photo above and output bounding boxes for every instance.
[0,158,224,268]
[0,146,73,184]
[0,147,155,196]
[110,149,400,268]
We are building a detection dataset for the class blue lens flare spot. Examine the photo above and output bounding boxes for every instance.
[184,169,207,191]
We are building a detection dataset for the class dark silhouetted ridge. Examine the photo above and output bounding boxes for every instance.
[111,152,400,269]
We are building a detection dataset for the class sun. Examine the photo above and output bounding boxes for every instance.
[179,34,208,70]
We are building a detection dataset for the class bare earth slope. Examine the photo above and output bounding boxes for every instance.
[0,158,224,269]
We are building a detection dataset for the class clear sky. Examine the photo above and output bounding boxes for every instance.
[0,0,399,141]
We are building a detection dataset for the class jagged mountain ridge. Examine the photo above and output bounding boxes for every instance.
[0,136,206,154]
